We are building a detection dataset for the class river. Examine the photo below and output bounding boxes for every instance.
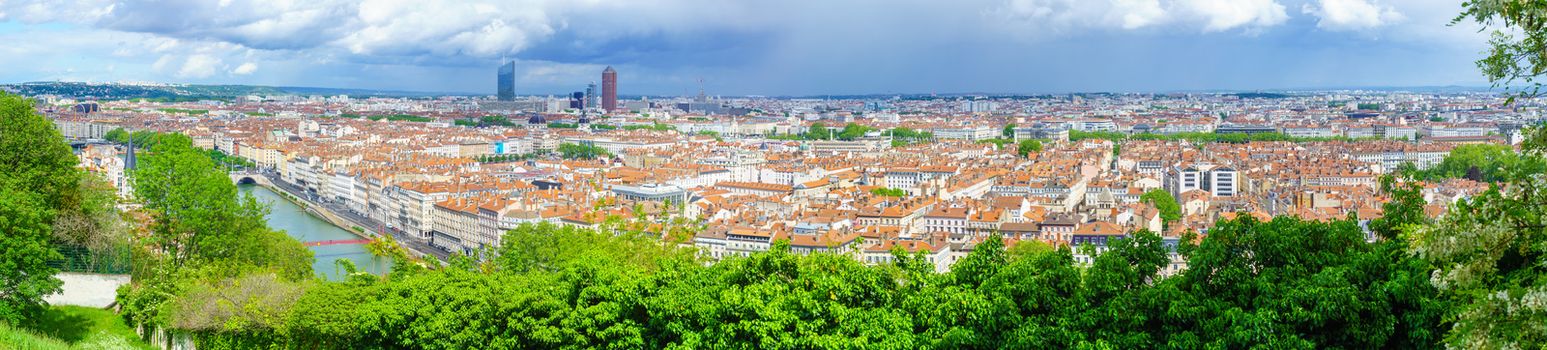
[238,184,392,280]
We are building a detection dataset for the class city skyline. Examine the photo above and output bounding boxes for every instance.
[0,0,1492,96]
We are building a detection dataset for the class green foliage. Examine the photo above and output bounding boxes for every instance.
[475,152,546,163]
[457,116,516,127]
[976,138,1014,147]
[104,128,162,147]
[557,143,610,160]
[807,122,830,140]
[0,92,75,325]
[366,114,433,122]
[1403,144,1543,183]
[0,93,82,211]
[1357,103,1382,110]
[48,174,133,274]
[1002,123,1016,138]
[837,122,872,140]
[887,127,933,147]
[869,187,908,197]
[205,149,254,171]
[622,122,676,132]
[1459,0,1547,99]
[548,122,579,129]
[156,108,209,115]
[1005,239,1053,262]
[1069,130,1369,144]
[480,115,514,126]
[16,305,156,349]
[1407,127,1547,348]
[0,186,64,325]
[0,322,72,349]
[243,111,274,117]
[1139,189,1180,225]
[1017,139,1042,157]
[785,122,877,141]
[132,134,312,277]
[136,212,1455,349]
[117,133,317,344]
[103,128,127,143]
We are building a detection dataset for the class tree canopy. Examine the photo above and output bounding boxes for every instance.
[558,143,611,160]
[1139,189,1180,226]
[0,92,73,325]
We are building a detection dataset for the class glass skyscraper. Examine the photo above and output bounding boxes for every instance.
[497,61,516,101]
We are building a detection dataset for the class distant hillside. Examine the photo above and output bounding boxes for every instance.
[1,82,468,101]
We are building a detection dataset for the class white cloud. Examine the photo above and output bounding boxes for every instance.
[1116,0,1169,29]
[151,55,175,73]
[177,54,220,78]
[995,0,1289,33]
[1176,0,1288,32]
[1303,0,1404,31]
[232,62,257,75]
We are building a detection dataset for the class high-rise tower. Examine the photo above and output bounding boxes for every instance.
[497,61,516,101]
[585,82,597,109]
[601,66,617,112]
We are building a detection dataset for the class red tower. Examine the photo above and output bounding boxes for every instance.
[601,66,618,112]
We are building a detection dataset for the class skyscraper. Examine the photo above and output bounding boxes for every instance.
[585,83,597,109]
[601,66,617,112]
[497,61,516,101]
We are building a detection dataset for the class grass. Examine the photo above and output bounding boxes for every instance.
[4,305,156,350]
[0,323,71,349]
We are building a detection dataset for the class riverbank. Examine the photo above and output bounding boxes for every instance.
[243,177,440,262]
[239,184,394,279]
[257,182,369,240]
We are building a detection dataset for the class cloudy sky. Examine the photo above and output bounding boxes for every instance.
[0,0,1498,96]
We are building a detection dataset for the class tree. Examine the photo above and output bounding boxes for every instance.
[870,187,908,197]
[0,93,81,212]
[1002,123,1016,138]
[1139,189,1180,226]
[1016,139,1042,157]
[49,173,131,273]
[1459,0,1547,99]
[1408,126,1547,348]
[131,133,312,278]
[0,92,72,324]
[837,123,871,141]
[807,122,831,140]
[0,186,63,325]
[557,143,610,160]
[1411,144,1543,183]
[103,127,129,143]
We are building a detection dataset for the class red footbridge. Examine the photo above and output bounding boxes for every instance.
[304,239,372,247]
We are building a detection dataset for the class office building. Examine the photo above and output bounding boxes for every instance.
[497,61,516,101]
[602,66,618,112]
[1164,165,1239,198]
[586,83,598,109]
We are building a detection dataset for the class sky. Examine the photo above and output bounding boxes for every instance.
[0,0,1501,96]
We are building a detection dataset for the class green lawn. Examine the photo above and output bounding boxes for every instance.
[3,306,155,350]
[0,323,71,349]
